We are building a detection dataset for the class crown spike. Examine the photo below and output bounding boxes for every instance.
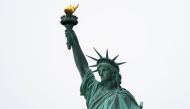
[86,55,98,61]
[89,64,97,67]
[112,55,119,61]
[117,62,127,66]
[93,47,102,58]
[106,49,109,58]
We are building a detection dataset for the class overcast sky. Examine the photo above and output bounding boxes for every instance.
[0,0,190,109]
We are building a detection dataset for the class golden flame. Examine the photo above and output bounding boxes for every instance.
[64,4,79,14]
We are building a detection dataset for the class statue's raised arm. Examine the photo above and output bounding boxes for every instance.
[60,14,89,79]
[67,28,89,78]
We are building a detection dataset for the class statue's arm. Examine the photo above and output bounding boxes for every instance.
[65,29,89,79]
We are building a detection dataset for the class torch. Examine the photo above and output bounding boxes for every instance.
[60,4,79,50]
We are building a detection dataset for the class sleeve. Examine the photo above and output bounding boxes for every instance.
[80,69,98,100]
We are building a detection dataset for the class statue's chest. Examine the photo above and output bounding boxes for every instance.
[90,87,109,102]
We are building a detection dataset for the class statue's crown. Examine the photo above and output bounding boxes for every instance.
[86,48,126,72]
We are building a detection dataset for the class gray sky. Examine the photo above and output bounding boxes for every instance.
[0,0,190,109]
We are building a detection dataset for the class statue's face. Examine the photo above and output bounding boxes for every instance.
[98,65,114,82]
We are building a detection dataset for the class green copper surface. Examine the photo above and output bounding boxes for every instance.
[60,14,143,109]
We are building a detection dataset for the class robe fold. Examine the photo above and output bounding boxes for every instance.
[80,69,139,109]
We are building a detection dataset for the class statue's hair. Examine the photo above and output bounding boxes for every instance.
[111,68,122,88]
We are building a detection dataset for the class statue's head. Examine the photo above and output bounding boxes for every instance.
[87,48,126,87]
[97,63,121,87]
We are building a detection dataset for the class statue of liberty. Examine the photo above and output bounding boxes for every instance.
[60,4,143,109]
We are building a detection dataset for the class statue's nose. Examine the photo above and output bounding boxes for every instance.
[99,71,103,76]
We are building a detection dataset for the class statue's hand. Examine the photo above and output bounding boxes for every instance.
[65,29,72,50]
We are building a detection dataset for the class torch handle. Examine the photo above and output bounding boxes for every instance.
[65,28,73,50]
[66,34,72,50]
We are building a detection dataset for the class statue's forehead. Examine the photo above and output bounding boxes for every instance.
[98,63,113,69]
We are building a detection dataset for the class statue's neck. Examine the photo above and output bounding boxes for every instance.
[101,81,117,91]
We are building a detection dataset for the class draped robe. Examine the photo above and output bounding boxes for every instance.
[80,69,140,109]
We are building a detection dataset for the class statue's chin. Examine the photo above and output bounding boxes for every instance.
[100,80,105,84]
[100,79,111,84]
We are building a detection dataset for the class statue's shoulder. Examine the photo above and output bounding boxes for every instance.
[116,88,138,105]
